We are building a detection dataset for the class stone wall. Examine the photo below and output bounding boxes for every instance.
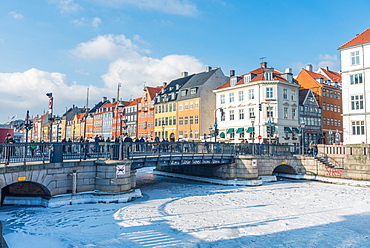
[0,159,135,201]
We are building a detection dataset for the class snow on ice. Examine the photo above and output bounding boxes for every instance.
[0,167,369,247]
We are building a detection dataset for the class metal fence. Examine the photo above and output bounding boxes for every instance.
[0,141,302,165]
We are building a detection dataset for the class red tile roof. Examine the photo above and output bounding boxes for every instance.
[338,28,370,49]
[126,97,141,107]
[303,69,329,81]
[320,68,341,82]
[216,81,230,90]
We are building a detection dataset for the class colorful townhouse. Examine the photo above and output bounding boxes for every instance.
[176,67,228,141]
[338,27,370,144]
[154,72,193,141]
[214,62,300,144]
[137,85,166,140]
[296,65,342,144]
[125,97,141,139]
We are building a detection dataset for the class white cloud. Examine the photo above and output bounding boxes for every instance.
[93,0,198,16]
[1,34,205,123]
[9,11,24,19]
[71,34,143,60]
[317,54,340,72]
[71,17,102,28]
[55,0,80,13]
[91,17,102,28]
[0,69,105,123]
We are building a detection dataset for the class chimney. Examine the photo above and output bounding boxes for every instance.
[102,97,107,102]
[112,98,116,102]
[260,62,267,68]
[181,71,188,78]
[325,66,329,71]
[206,66,212,72]
[306,64,313,71]
[163,82,167,86]
[285,68,292,74]
[230,70,235,77]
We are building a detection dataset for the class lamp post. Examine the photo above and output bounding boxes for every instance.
[300,121,306,155]
[209,126,213,142]
[251,114,255,155]
[214,108,224,142]
[117,101,125,139]
[162,123,165,139]
[46,92,53,142]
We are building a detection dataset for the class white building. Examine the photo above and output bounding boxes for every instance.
[213,62,300,144]
[338,28,370,144]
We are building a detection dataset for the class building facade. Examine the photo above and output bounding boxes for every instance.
[214,62,300,144]
[296,66,342,144]
[338,28,370,144]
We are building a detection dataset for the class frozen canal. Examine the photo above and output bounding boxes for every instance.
[0,167,370,248]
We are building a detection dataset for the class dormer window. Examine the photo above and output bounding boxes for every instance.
[265,72,273,81]
[190,88,197,94]
[176,84,180,90]
[181,90,187,96]
[230,77,237,86]
[244,74,251,83]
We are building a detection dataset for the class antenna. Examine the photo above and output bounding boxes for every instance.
[117,83,122,101]
[260,56,266,62]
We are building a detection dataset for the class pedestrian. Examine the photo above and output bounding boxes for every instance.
[3,133,15,165]
[94,135,99,152]
[29,140,37,157]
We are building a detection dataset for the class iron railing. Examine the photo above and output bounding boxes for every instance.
[0,142,301,165]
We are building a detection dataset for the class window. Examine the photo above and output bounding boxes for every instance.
[265,72,273,80]
[291,90,295,101]
[184,102,188,110]
[338,105,341,113]
[221,111,225,121]
[169,116,173,125]
[337,93,340,100]
[352,121,365,135]
[283,89,288,99]
[195,130,199,139]
[173,103,176,111]
[351,95,364,110]
[179,117,183,125]
[230,77,237,86]
[195,100,199,109]
[179,103,183,111]
[249,89,254,100]
[323,118,326,125]
[338,119,341,127]
[190,101,193,109]
[351,51,360,65]
[292,108,296,119]
[334,119,337,127]
[330,104,334,111]
[191,88,197,94]
[266,107,273,118]
[323,103,326,110]
[184,116,188,125]
[173,116,176,125]
[244,74,251,83]
[350,74,363,85]
[229,93,235,103]
[239,109,244,120]
[229,110,235,120]
[334,105,337,112]
[190,116,193,124]
[329,91,333,98]
[181,90,187,96]
[334,92,337,99]
[220,94,225,104]
[165,104,168,112]
[238,91,244,101]
[284,107,288,119]
[249,108,255,118]
[266,87,273,98]
[195,115,199,124]
[169,104,173,112]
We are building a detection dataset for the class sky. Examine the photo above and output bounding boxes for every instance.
[1,0,370,124]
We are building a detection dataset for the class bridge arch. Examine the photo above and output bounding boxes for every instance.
[1,181,51,205]
[272,164,298,175]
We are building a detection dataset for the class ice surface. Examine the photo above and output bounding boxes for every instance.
[0,167,369,247]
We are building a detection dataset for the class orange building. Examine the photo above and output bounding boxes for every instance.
[296,66,342,144]
[137,85,166,140]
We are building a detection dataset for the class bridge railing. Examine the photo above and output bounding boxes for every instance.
[0,142,301,165]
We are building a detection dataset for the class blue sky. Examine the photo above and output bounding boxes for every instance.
[1,0,370,124]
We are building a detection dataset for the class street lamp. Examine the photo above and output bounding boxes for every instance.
[300,121,306,155]
[46,92,53,142]
[117,101,125,140]
[162,123,165,139]
[251,114,255,155]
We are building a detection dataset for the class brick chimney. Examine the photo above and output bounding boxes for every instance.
[260,62,267,68]
[230,70,235,77]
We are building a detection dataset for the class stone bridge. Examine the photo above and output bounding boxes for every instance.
[0,154,307,206]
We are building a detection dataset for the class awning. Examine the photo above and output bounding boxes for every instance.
[246,127,254,133]
[284,127,293,133]
[236,127,244,134]
[219,132,226,138]
[292,127,300,133]
[227,128,234,134]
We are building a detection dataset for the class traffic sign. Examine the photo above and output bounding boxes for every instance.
[267,120,271,124]
[258,135,262,140]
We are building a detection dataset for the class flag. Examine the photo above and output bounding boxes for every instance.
[9,115,17,121]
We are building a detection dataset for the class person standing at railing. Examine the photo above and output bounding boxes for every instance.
[3,133,15,165]
[29,140,37,157]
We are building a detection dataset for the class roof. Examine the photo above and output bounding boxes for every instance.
[319,68,341,83]
[126,97,141,107]
[299,89,310,105]
[338,28,370,49]
[146,86,166,99]
[181,69,217,89]
[303,69,329,81]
